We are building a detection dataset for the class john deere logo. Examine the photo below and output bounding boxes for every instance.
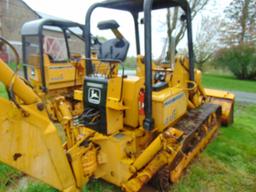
[88,88,101,104]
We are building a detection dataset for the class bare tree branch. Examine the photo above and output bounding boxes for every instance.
[222,0,256,46]
[166,0,210,60]
[194,16,224,70]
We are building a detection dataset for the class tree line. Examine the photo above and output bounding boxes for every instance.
[123,0,256,80]
[175,0,256,80]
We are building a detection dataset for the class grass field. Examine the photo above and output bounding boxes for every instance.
[203,74,256,93]
[0,75,255,192]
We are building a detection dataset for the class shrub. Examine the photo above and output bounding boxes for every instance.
[214,44,256,80]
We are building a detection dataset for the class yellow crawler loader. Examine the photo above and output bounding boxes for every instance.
[0,0,235,192]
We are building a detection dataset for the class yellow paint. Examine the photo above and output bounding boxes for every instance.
[27,54,84,97]
[123,128,183,192]
[92,133,135,186]
[74,90,83,101]
[172,55,190,94]
[205,88,235,100]
[68,142,96,188]
[0,98,77,191]
[0,59,40,104]
[136,55,145,77]
[152,88,187,131]
[205,88,235,125]
[122,76,144,128]
[132,135,162,171]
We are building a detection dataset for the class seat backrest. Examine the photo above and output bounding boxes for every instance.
[98,38,129,62]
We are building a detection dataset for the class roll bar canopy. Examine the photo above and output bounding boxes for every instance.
[85,0,194,131]
[94,0,190,13]
[21,18,84,36]
[21,19,84,92]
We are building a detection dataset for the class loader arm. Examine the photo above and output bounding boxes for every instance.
[0,58,78,192]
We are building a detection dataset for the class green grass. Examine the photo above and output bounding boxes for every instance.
[83,179,120,192]
[203,73,256,93]
[0,164,22,192]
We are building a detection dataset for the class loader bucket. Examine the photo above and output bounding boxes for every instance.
[0,98,78,192]
[205,88,235,126]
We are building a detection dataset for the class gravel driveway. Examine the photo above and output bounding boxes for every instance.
[231,90,256,104]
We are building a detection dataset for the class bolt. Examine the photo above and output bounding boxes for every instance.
[37,103,44,111]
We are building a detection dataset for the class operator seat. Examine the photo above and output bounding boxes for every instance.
[97,20,129,62]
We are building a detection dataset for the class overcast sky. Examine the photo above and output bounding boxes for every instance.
[23,0,233,57]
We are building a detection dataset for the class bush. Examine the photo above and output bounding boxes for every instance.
[214,44,256,80]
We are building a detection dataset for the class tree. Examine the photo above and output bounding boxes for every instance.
[166,0,210,61]
[194,16,224,70]
[222,0,256,46]
[215,43,256,80]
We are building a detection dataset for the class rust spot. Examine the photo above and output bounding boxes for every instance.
[13,153,22,161]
